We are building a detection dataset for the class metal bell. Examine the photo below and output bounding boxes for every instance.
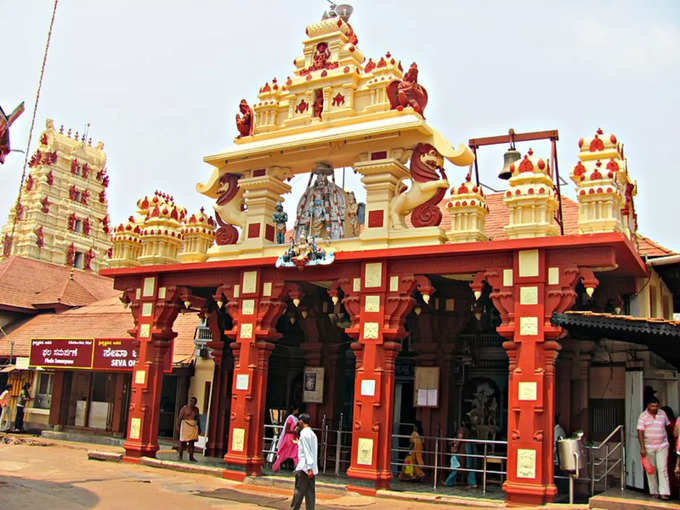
[499,146,521,180]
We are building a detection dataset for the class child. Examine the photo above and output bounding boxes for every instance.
[445,437,461,486]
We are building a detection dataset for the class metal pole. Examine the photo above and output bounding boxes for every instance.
[10,340,14,365]
[335,412,343,476]
[620,443,625,492]
[472,146,480,187]
[482,442,487,495]
[552,139,565,235]
[604,444,609,491]
[433,437,438,490]
[591,447,596,496]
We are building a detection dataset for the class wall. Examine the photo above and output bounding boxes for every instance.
[188,357,214,420]
[631,268,674,319]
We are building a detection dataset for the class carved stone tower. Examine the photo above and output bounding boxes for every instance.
[1,119,112,271]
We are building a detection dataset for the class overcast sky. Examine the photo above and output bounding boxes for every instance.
[2,1,679,251]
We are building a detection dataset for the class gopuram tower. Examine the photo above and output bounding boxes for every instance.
[1,119,112,271]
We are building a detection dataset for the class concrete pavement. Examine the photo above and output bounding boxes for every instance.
[0,434,586,509]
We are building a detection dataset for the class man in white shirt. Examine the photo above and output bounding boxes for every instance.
[290,413,318,510]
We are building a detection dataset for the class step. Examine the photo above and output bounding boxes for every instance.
[590,490,678,510]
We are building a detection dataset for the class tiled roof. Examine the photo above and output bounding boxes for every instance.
[0,295,200,365]
[0,256,117,311]
[637,235,676,257]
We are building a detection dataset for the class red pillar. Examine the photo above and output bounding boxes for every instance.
[333,264,422,495]
[219,271,288,481]
[122,280,181,460]
[481,251,584,505]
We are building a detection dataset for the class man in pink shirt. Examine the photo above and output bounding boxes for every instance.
[637,397,671,500]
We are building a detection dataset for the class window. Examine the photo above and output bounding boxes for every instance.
[74,190,82,203]
[34,372,53,409]
[73,251,84,269]
[73,219,82,234]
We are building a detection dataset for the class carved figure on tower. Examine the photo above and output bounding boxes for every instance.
[293,162,346,242]
[390,143,448,228]
[312,42,330,70]
[272,201,288,244]
[387,63,428,118]
[344,191,360,237]
[313,89,324,119]
[0,103,25,164]
[235,99,254,138]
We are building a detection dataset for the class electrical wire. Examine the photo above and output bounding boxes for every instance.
[8,0,59,253]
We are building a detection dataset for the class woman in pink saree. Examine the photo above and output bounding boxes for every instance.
[273,407,300,472]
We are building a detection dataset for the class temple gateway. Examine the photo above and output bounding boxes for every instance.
[100,6,679,506]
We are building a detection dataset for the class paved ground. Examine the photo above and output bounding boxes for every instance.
[0,434,507,510]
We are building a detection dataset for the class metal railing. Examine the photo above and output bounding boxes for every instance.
[391,432,508,495]
[262,413,352,475]
[586,425,625,496]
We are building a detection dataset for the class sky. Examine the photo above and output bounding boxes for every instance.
[1,0,679,251]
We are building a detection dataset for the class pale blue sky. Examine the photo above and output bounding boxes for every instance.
[2,1,679,250]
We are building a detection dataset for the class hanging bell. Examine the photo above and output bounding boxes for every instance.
[499,146,521,180]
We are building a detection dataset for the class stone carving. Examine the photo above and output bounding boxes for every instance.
[235,99,254,138]
[390,143,448,229]
[344,191,360,237]
[213,173,245,245]
[387,63,428,117]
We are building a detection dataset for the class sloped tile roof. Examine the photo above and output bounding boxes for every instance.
[0,256,117,311]
[637,235,676,257]
[0,295,200,365]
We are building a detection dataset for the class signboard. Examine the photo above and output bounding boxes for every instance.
[30,338,173,373]
[30,339,94,369]
[93,338,139,371]
[302,366,324,403]
[414,366,439,407]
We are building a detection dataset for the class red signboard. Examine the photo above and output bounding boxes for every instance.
[29,338,94,369]
[30,338,174,373]
[93,338,139,371]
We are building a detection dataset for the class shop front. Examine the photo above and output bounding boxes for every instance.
[29,337,170,437]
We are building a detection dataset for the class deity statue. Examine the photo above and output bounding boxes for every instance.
[0,103,25,164]
[293,162,346,242]
[272,201,288,244]
[235,99,254,138]
[311,42,331,71]
[344,191,360,237]
[313,89,324,119]
[387,63,428,118]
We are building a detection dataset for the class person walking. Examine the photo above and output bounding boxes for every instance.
[290,413,317,510]
[445,432,462,487]
[637,397,671,500]
[273,406,300,472]
[177,396,201,462]
[0,384,12,432]
[409,421,426,482]
[14,383,31,433]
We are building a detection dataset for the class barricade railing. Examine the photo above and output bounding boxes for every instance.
[262,413,352,475]
[391,432,508,495]
[585,425,625,496]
